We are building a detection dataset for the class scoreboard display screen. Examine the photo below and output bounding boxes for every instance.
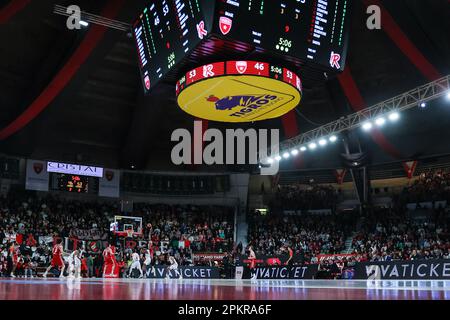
[132,1,350,93]
[213,0,350,72]
[58,174,89,193]
[132,0,206,94]
[49,173,99,194]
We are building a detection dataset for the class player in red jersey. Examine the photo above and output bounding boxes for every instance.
[9,241,19,278]
[43,238,65,278]
[103,243,117,277]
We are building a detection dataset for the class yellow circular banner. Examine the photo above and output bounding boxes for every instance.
[176,62,302,123]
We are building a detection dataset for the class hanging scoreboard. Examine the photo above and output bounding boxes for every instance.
[212,0,350,72]
[132,0,207,94]
[133,0,351,94]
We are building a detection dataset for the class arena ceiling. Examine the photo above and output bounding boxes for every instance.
[0,0,449,172]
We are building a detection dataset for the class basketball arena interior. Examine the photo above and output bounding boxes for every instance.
[0,0,450,306]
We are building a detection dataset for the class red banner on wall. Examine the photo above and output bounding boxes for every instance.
[402,161,418,179]
[335,169,347,185]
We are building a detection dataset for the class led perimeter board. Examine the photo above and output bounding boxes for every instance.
[132,0,351,93]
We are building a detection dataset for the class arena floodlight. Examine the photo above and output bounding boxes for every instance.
[80,20,89,27]
[375,117,386,127]
[420,102,427,108]
[446,91,450,100]
[329,135,337,142]
[283,152,290,159]
[300,146,307,152]
[308,142,317,150]
[388,112,400,122]
[291,149,299,156]
[362,122,373,131]
[267,158,274,164]
[318,139,327,146]
[275,155,282,161]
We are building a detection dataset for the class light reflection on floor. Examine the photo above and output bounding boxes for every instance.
[0,278,448,300]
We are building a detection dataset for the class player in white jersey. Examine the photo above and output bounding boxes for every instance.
[143,242,155,278]
[67,250,82,279]
[165,255,182,279]
[128,251,143,278]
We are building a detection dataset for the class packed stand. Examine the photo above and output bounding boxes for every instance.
[350,207,450,261]
[400,169,450,204]
[247,212,357,264]
[0,193,234,278]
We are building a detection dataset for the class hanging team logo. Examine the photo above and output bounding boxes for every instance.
[235,61,247,74]
[329,52,341,69]
[207,94,273,111]
[144,75,151,90]
[33,163,43,174]
[219,17,232,35]
[105,170,114,181]
[196,20,208,39]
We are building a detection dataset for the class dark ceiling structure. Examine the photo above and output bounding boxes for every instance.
[0,0,449,172]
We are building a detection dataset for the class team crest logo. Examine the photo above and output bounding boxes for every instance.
[219,17,232,35]
[144,75,151,90]
[105,170,114,181]
[236,61,247,74]
[33,163,43,174]
[329,52,341,69]
[207,94,269,111]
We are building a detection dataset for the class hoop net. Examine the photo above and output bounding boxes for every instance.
[126,229,133,238]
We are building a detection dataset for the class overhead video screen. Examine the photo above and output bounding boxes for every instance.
[132,0,206,93]
[213,0,350,72]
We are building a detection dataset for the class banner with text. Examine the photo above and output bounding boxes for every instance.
[144,266,220,279]
[47,162,103,178]
[354,260,450,280]
[251,265,319,279]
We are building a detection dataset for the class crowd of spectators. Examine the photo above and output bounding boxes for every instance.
[270,183,339,212]
[350,207,450,261]
[247,212,357,263]
[0,193,234,277]
[400,170,450,204]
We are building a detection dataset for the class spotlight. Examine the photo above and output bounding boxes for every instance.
[291,149,299,156]
[300,146,307,152]
[375,117,386,127]
[283,152,290,159]
[267,158,274,164]
[362,122,373,131]
[447,91,450,100]
[420,102,426,108]
[275,155,282,161]
[308,142,317,150]
[80,20,89,27]
[329,135,337,142]
[319,139,327,146]
[388,112,400,121]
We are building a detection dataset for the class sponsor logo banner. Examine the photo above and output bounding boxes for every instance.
[70,228,108,241]
[251,265,319,279]
[47,162,103,178]
[145,266,220,279]
[354,260,450,280]
[26,160,49,191]
[316,254,359,262]
[99,169,120,198]
[177,62,301,123]
[193,253,227,262]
